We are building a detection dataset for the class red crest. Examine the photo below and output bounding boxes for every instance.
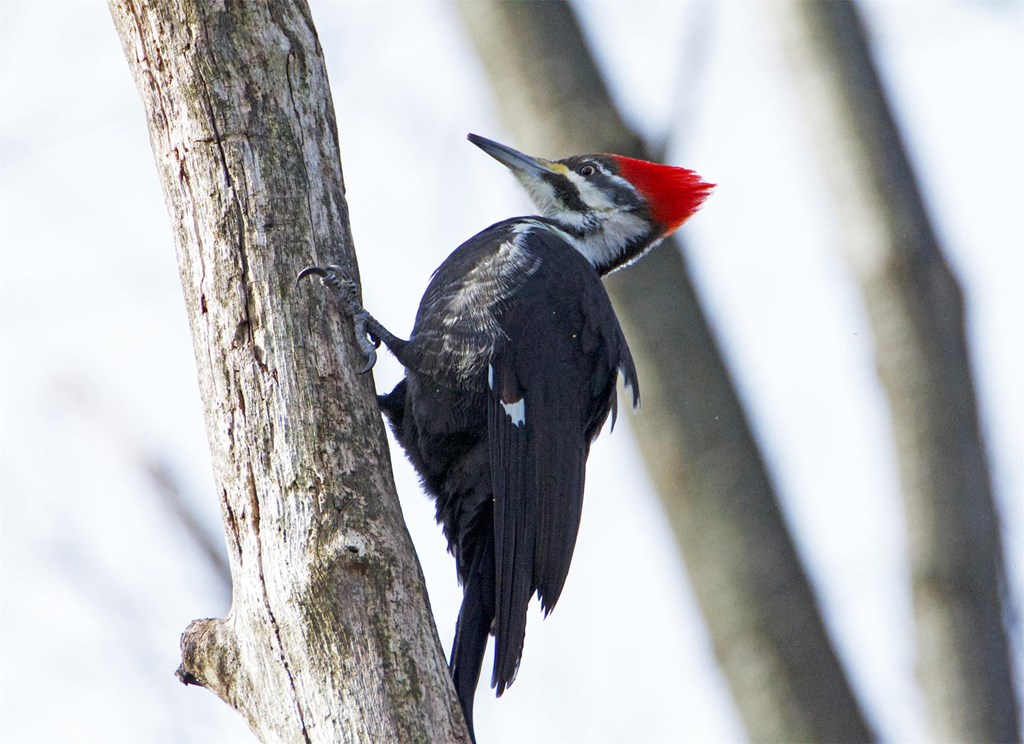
[611,155,714,235]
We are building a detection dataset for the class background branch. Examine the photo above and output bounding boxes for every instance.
[772,3,1019,740]
[455,1,874,740]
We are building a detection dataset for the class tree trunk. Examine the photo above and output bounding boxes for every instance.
[455,2,875,741]
[107,1,469,740]
[772,2,1020,741]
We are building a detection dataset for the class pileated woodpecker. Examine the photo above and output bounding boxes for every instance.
[299,134,711,740]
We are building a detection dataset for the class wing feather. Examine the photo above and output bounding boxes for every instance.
[486,227,638,695]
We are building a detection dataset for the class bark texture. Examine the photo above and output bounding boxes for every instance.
[772,2,1020,741]
[455,2,875,741]
[107,2,469,741]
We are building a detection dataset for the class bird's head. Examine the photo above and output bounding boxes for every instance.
[469,133,713,275]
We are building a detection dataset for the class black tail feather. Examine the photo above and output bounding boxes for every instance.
[450,536,495,742]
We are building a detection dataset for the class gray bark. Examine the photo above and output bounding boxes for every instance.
[107,1,470,741]
[772,2,1020,741]
[454,2,874,741]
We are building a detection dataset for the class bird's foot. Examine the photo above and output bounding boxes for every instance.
[296,264,362,313]
[297,264,380,373]
[350,310,379,374]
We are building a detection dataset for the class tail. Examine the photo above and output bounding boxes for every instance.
[450,536,495,742]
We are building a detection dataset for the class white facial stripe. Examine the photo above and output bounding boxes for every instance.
[547,210,594,231]
[516,163,651,272]
[567,172,614,210]
[565,170,639,213]
[538,211,650,270]
[516,173,560,216]
[605,172,640,198]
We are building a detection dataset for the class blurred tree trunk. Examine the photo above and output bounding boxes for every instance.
[107,1,470,741]
[455,2,874,741]
[772,2,1020,741]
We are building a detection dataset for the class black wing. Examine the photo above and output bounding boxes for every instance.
[487,227,638,695]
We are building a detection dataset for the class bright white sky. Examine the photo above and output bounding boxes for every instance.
[1,1,1020,742]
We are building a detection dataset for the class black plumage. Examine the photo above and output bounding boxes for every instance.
[376,219,638,732]
[298,134,711,741]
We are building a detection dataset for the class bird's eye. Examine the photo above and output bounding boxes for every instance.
[578,163,597,177]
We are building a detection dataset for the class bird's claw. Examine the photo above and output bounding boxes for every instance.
[296,264,363,315]
[297,263,378,372]
[352,311,378,374]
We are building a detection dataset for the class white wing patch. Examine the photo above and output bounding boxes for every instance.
[501,398,526,427]
[491,364,525,426]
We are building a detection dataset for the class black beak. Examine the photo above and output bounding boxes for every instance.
[468,134,555,180]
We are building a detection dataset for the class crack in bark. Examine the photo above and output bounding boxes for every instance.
[245,460,312,743]
[283,47,320,260]
[225,496,242,560]
[192,10,262,372]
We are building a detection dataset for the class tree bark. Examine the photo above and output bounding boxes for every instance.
[772,2,1020,741]
[107,2,469,741]
[455,2,874,742]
